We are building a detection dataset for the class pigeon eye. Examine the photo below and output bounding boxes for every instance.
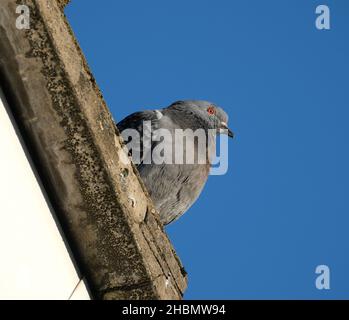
[207,106,215,115]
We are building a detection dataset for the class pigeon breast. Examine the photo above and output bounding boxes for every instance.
[117,106,214,225]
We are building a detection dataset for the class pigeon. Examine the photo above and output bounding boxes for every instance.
[117,100,233,225]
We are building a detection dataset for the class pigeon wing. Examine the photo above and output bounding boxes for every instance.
[116,110,161,166]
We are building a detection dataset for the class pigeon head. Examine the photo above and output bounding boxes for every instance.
[168,100,234,138]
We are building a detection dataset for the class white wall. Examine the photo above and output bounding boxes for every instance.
[0,88,90,300]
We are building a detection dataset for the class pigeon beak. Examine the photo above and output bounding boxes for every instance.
[220,122,234,139]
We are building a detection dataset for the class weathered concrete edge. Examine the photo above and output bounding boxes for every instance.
[56,0,70,10]
[43,0,188,299]
[0,0,187,299]
[35,0,188,298]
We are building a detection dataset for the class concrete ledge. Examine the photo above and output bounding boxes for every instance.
[0,0,187,299]
[57,0,70,10]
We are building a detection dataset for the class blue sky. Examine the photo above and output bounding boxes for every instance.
[66,0,349,299]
